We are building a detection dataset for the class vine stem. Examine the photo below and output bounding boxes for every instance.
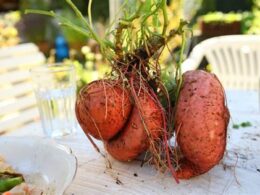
[120,1,145,23]
[176,30,186,100]
[161,0,168,36]
[65,0,100,43]
[24,10,92,38]
[66,0,113,53]
[141,2,161,26]
[88,0,93,29]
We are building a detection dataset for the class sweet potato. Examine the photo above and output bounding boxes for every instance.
[75,80,132,140]
[105,89,164,161]
[175,70,230,179]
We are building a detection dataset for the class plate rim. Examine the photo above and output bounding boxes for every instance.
[0,136,78,194]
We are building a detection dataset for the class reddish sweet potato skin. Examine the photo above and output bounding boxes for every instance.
[105,90,164,161]
[175,70,230,179]
[75,80,132,140]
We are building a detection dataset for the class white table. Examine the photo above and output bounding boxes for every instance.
[6,90,260,195]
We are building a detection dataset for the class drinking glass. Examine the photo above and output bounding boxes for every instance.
[30,63,78,137]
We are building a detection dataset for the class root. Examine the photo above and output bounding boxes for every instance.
[101,80,108,119]
[129,71,179,183]
[149,86,179,183]
[75,94,102,155]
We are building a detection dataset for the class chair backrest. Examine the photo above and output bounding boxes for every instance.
[0,43,45,134]
[184,35,260,90]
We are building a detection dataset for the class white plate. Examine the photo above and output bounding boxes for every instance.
[0,136,77,195]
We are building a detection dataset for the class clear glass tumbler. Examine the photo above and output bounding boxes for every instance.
[30,63,78,137]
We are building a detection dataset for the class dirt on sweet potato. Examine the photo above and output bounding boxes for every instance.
[75,80,132,140]
[105,88,164,161]
[175,70,230,179]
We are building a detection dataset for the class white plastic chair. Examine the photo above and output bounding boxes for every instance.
[182,35,260,90]
[0,43,45,134]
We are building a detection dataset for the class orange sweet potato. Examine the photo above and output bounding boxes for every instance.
[105,89,164,161]
[75,80,132,140]
[175,70,230,179]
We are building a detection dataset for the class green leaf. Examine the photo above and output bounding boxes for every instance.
[232,124,240,129]
[240,121,252,128]
[142,0,152,13]
[25,9,92,38]
[232,121,252,129]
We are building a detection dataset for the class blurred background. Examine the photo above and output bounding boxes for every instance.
[0,0,259,90]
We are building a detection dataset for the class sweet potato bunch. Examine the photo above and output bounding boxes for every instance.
[75,70,230,179]
[76,79,164,162]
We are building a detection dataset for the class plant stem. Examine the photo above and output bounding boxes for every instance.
[141,2,161,25]
[65,0,104,48]
[122,1,144,23]
[25,10,92,38]
[176,30,187,100]
[161,0,168,36]
[88,0,93,29]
